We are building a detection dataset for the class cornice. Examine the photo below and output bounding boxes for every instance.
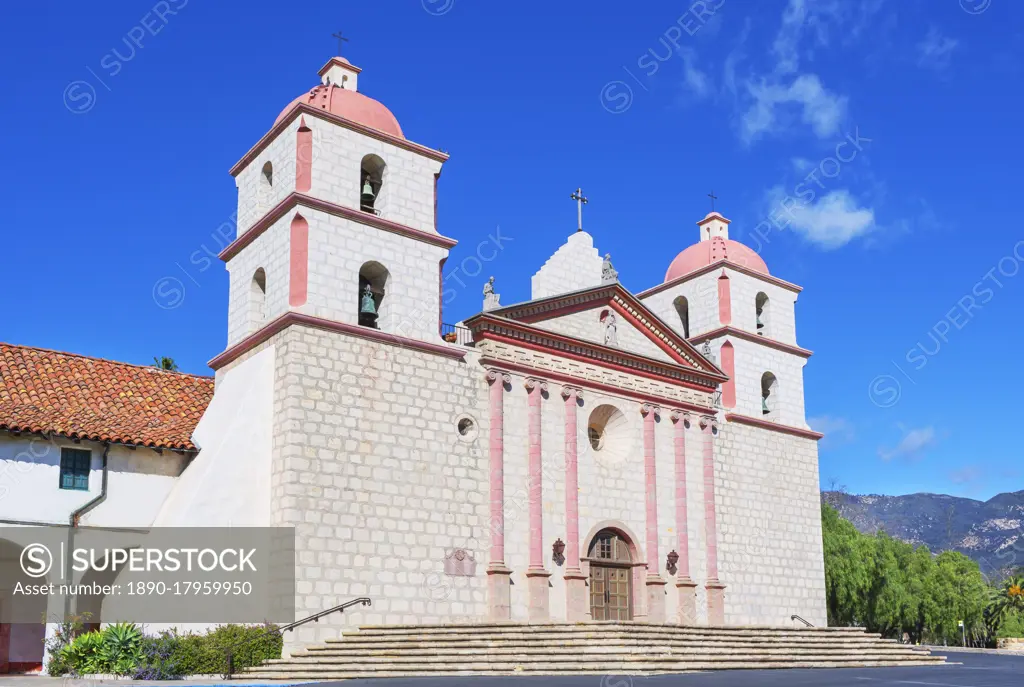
[467,314,722,391]
[208,312,466,370]
[478,354,713,416]
[636,260,803,298]
[220,192,457,262]
[230,103,448,177]
[486,283,725,379]
[689,327,813,358]
[725,413,823,441]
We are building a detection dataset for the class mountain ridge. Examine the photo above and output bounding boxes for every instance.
[822,489,1024,577]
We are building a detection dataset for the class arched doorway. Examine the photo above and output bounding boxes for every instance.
[587,529,633,620]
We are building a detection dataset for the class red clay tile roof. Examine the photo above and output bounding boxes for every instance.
[0,342,214,451]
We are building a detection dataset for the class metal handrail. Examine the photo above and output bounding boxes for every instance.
[791,614,814,627]
[224,597,371,678]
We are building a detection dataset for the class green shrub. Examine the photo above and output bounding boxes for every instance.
[169,623,282,674]
[61,631,106,675]
[58,622,280,677]
[996,611,1024,639]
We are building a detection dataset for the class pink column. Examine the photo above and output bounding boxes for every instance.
[701,414,726,625]
[642,404,666,622]
[561,385,587,620]
[671,411,697,624]
[525,377,551,621]
[486,369,512,619]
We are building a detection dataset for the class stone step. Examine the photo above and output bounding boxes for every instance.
[346,630,880,638]
[292,651,933,659]
[240,658,947,679]
[303,638,921,651]
[330,630,894,641]
[329,634,897,647]
[231,623,945,679]
[276,650,936,665]
[353,621,870,633]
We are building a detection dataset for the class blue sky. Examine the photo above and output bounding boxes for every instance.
[1,0,1021,500]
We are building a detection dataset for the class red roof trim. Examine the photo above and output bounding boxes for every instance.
[638,260,803,298]
[220,192,458,262]
[229,103,448,176]
[725,413,823,440]
[208,312,466,370]
[485,283,725,379]
[467,313,724,391]
[689,327,814,358]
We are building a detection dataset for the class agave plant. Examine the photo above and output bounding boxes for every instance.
[100,622,144,675]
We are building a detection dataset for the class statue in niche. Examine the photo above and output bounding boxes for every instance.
[603,311,618,347]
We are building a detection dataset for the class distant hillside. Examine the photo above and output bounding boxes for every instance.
[822,490,1024,577]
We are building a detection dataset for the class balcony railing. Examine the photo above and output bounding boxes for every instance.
[441,323,474,346]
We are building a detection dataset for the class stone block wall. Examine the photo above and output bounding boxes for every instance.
[302,209,449,342]
[640,270,724,339]
[269,326,489,651]
[235,125,299,235]
[531,231,603,299]
[715,420,826,626]
[725,268,799,346]
[305,116,443,234]
[225,215,292,347]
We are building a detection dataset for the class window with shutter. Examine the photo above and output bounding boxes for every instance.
[59,447,91,491]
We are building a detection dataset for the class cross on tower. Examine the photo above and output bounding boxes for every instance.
[332,31,349,56]
[707,190,718,212]
[571,187,588,232]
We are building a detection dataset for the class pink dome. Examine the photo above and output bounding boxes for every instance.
[275,84,404,139]
[664,237,769,282]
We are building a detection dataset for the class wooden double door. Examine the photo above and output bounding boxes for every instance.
[589,564,631,620]
[588,529,634,620]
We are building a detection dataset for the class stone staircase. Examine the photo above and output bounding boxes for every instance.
[238,622,948,679]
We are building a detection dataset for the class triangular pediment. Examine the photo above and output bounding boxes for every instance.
[480,283,724,379]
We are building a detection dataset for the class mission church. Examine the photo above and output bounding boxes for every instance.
[0,53,827,666]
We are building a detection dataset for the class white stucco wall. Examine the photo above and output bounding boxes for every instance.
[0,437,186,528]
[154,345,275,527]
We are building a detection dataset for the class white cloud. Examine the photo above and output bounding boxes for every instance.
[741,74,847,142]
[878,426,937,462]
[771,0,844,75]
[949,466,982,485]
[808,415,855,449]
[768,188,875,249]
[917,27,957,70]
[679,48,710,99]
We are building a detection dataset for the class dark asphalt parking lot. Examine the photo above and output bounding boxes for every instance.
[305,652,1024,687]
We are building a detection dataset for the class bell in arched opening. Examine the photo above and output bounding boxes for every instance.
[359,283,378,327]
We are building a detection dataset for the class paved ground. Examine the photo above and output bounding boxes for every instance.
[1,652,1022,687]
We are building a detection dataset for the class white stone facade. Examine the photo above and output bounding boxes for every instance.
[531,231,603,299]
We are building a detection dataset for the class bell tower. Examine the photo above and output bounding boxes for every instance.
[221,56,455,349]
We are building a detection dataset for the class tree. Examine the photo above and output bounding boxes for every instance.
[821,503,872,626]
[923,551,988,645]
[153,357,178,371]
[992,575,1024,620]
